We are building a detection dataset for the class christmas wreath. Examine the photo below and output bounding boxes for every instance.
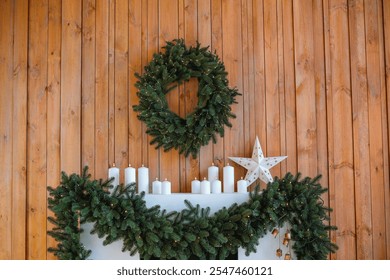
[133,39,240,158]
[47,167,338,260]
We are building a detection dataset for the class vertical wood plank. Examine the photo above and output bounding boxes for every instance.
[12,0,28,260]
[253,0,267,182]
[61,0,81,175]
[382,0,390,259]
[276,0,286,176]
[211,0,225,171]
[141,0,149,166]
[0,0,14,260]
[327,0,356,259]
[198,0,214,184]
[293,0,317,177]
[129,0,143,170]
[95,0,109,180]
[323,0,337,259]
[380,1,389,256]
[183,0,199,191]
[178,0,186,191]
[146,0,160,182]
[349,0,373,260]
[313,0,328,194]
[242,0,251,158]
[27,0,48,259]
[108,0,115,168]
[159,0,180,191]
[114,0,129,182]
[46,0,61,260]
[264,0,281,179]
[82,0,96,176]
[364,0,386,259]
[222,0,244,186]
[281,0,297,174]
[246,0,256,164]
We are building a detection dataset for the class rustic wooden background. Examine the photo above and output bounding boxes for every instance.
[1,0,389,260]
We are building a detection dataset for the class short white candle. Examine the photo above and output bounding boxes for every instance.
[161,179,171,194]
[152,178,162,194]
[108,163,120,187]
[124,164,136,186]
[191,177,201,194]
[208,162,219,183]
[237,177,248,193]
[223,163,234,193]
[201,177,211,194]
[138,164,149,194]
[211,179,222,194]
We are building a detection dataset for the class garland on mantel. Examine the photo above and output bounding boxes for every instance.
[47,167,337,260]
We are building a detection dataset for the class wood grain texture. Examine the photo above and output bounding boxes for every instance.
[12,0,28,260]
[1,0,390,259]
[0,0,14,260]
[327,0,356,259]
[46,0,61,260]
[82,0,96,177]
[114,0,129,182]
[382,0,390,259]
[293,0,317,177]
[349,0,373,260]
[95,0,109,180]
[61,0,81,175]
[364,0,387,259]
[27,0,48,259]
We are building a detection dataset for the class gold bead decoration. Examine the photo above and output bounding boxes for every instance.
[276,248,283,257]
[283,238,289,246]
[284,253,291,260]
[284,230,291,240]
[272,228,279,238]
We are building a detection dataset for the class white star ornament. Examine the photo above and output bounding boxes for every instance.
[229,137,287,186]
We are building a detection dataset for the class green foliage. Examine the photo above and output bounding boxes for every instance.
[47,167,338,260]
[133,39,240,158]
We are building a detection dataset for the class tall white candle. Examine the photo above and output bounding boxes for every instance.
[208,162,219,183]
[211,179,222,194]
[223,163,234,193]
[124,164,136,186]
[161,179,171,195]
[237,177,248,193]
[191,177,201,194]
[201,177,211,194]
[138,164,149,194]
[108,163,120,187]
[152,178,162,194]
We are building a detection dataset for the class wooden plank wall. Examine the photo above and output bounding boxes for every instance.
[0,0,389,260]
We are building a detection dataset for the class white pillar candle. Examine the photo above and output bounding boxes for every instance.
[208,162,219,183]
[161,179,171,194]
[223,163,234,193]
[108,163,120,187]
[237,177,248,193]
[124,164,136,186]
[191,177,201,194]
[211,179,222,194]
[200,177,211,194]
[138,164,149,194]
[152,178,162,194]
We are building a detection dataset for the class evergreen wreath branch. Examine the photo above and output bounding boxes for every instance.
[132,39,240,158]
[47,167,338,260]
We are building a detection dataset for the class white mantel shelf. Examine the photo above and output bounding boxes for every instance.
[80,192,295,260]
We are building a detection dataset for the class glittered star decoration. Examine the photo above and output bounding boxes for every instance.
[229,136,287,185]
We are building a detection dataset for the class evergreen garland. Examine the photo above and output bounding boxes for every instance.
[132,39,240,158]
[47,167,338,260]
